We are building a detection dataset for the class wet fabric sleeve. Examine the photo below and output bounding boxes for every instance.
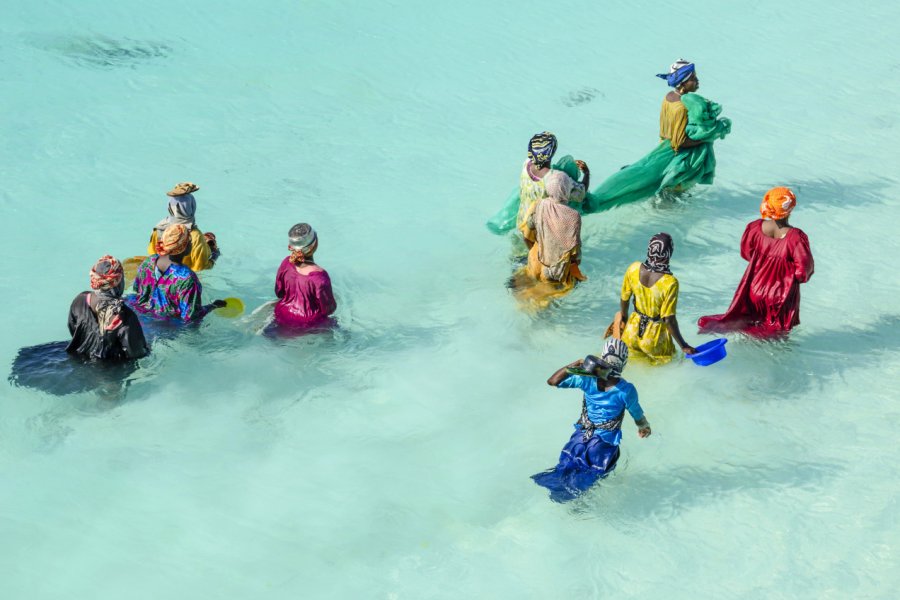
[739,220,759,262]
[275,262,287,298]
[682,93,731,143]
[621,383,644,423]
[315,274,337,316]
[67,300,79,336]
[659,277,679,318]
[174,276,205,322]
[791,230,815,283]
[620,263,636,302]
[556,374,589,390]
[189,228,214,271]
[116,309,149,359]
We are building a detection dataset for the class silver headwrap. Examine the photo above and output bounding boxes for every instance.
[288,223,317,252]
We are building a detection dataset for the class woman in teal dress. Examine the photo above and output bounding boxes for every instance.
[584,60,732,213]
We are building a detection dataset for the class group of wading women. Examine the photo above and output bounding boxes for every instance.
[63,58,814,502]
[495,60,815,501]
[68,182,336,362]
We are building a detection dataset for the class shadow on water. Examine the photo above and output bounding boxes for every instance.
[8,341,139,401]
[739,313,900,397]
[6,316,204,403]
[569,460,840,520]
[27,34,172,69]
[562,87,603,108]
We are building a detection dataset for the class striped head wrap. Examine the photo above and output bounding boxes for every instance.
[157,223,190,256]
[643,232,674,274]
[656,59,695,88]
[288,223,318,265]
[600,337,629,377]
[527,132,558,169]
[89,255,124,292]
[760,187,796,220]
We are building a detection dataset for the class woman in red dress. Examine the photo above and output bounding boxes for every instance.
[698,187,814,336]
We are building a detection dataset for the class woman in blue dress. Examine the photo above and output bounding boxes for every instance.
[532,338,651,502]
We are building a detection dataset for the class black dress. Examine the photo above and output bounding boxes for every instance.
[66,292,149,360]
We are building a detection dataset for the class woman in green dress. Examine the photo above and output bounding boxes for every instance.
[585,60,732,213]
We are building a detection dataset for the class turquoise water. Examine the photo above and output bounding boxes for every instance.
[2,0,900,597]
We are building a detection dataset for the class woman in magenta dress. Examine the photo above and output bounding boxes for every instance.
[698,187,814,336]
[274,223,337,328]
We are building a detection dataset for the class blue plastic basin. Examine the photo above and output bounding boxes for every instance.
[689,338,728,366]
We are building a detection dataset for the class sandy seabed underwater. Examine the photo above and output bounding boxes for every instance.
[2,0,900,598]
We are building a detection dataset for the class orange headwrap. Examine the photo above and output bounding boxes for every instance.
[760,187,796,220]
[157,224,190,256]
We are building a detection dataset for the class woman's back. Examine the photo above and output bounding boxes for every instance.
[274,258,336,326]
[67,292,148,360]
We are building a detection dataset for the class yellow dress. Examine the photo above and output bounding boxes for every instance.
[147,227,214,272]
[620,261,679,363]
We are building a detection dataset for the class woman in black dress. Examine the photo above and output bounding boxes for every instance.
[67,255,149,360]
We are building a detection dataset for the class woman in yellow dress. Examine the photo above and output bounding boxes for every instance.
[147,182,220,272]
[617,233,696,363]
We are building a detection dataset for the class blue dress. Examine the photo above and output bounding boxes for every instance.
[532,375,644,502]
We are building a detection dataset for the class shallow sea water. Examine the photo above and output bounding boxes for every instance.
[2,1,900,598]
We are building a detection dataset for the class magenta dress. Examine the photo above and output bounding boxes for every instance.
[274,257,337,327]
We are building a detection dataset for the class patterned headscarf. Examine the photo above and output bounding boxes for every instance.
[89,256,125,331]
[157,223,190,256]
[543,170,574,203]
[89,255,124,292]
[534,173,581,281]
[643,232,674,274]
[288,223,318,265]
[167,182,200,197]
[656,59,695,88]
[156,184,198,234]
[527,132,558,169]
[760,187,796,220]
[600,337,629,377]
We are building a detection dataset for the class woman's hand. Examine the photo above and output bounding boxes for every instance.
[211,299,227,309]
[682,345,697,355]
[638,426,652,438]
[567,359,584,368]
[575,160,590,174]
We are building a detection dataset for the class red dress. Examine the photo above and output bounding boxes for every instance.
[698,220,813,336]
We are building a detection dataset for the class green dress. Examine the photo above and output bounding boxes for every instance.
[583,93,731,213]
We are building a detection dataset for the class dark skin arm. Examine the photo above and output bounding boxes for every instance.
[664,315,696,354]
[547,359,582,386]
[575,160,590,190]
